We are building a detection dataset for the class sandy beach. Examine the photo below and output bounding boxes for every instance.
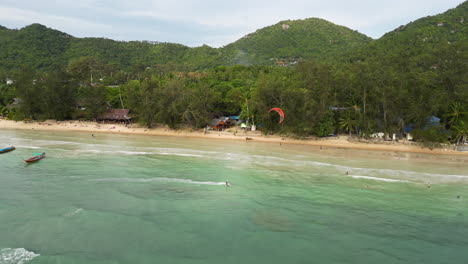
[0,119,466,156]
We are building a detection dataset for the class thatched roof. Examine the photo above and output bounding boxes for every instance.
[97,109,131,121]
[210,117,230,126]
[210,119,223,126]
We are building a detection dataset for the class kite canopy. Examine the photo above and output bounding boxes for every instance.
[268,108,285,124]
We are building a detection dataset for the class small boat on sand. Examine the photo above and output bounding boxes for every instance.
[0,146,15,154]
[24,152,46,163]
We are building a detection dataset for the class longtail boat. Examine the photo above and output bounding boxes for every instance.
[24,152,46,163]
[0,146,15,154]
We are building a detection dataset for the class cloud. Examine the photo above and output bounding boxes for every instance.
[0,6,114,37]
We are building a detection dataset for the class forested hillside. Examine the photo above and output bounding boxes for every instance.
[223,18,372,65]
[0,24,72,71]
[0,17,371,73]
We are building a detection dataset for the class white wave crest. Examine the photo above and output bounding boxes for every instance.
[7,133,467,183]
[33,139,81,146]
[349,175,410,183]
[157,177,227,185]
[94,177,226,186]
[116,151,152,155]
[64,208,83,217]
[243,154,468,182]
[78,149,140,155]
[158,152,203,157]
[78,149,203,157]
[15,145,41,149]
[0,248,39,264]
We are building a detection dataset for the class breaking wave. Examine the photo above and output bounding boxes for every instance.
[94,177,226,186]
[5,133,467,184]
[64,208,83,217]
[14,145,41,149]
[0,248,39,264]
[348,175,410,183]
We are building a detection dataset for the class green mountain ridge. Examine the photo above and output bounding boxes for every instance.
[0,17,372,73]
[0,1,466,74]
[362,0,467,61]
[223,18,372,65]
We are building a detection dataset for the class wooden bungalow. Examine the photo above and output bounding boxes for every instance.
[210,117,231,130]
[97,109,132,123]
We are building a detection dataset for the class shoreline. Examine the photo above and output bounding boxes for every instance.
[1,119,467,156]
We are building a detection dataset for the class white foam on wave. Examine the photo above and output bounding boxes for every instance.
[116,151,153,155]
[33,139,81,146]
[157,177,226,185]
[64,208,83,217]
[8,132,467,183]
[153,147,215,157]
[241,154,468,182]
[88,146,468,183]
[158,152,203,157]
[0,248,39,264]
[79,149,203,157]
[94,177,226,186]
[78,149,151,155]
[348,175,410,183]
[14,145,41,149]
[344,167,468,183]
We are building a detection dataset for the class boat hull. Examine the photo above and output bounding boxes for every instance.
[0,146,15,154]
[24,153,46,163]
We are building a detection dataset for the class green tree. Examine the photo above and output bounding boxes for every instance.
[37,68,76,120]
[126,79,158,128]
[76,85,107,120]
[13,66,40,119]
[450,120,468,145]
[339,111,358,136]
[444,102,468,126]
[68,56,104,86]
[182,81,220,127]
[155,77,185,129]
[315,110,336,136]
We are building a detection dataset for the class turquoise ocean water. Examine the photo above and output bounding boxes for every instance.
[0,129,467,264]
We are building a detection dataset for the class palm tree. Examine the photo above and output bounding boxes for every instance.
[339,112,358,136]
[451,120,468,145]
[444,102,467,126]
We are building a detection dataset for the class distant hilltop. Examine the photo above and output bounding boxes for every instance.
[0,1,466,73]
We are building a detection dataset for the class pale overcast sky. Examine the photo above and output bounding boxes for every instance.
[0,0,465,47]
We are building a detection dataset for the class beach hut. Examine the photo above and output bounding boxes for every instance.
[209,119,224,130]
[209,117,231,130]
[97,109,132,123]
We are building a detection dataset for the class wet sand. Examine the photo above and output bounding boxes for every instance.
[0,119,466,156]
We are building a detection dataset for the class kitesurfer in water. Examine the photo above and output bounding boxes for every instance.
[225,181,231,187]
